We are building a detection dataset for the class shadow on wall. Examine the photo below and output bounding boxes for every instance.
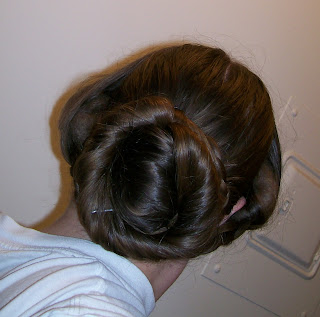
[31,41,189,230]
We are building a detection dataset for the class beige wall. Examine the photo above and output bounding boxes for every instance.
[1,1,319,316]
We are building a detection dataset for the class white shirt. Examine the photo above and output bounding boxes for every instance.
[0,213,155,316]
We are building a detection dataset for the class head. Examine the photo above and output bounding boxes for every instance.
[59,43,281,261]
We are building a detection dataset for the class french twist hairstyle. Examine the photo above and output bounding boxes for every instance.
[59,44,281,260]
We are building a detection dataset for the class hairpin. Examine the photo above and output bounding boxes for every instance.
[151,213,178,235]
[91,209,113,214]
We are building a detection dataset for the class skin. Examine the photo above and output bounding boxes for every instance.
[42,200,188,301]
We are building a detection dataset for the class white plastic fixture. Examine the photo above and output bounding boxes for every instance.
[250,152,320,279]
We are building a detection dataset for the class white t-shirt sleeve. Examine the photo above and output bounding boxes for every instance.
[0,213,155,317]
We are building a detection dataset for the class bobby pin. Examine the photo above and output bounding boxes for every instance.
[91,209,113,214]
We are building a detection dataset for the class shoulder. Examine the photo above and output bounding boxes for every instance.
[0,213,154,316]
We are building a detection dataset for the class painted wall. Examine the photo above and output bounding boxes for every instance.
[1,1,319,316]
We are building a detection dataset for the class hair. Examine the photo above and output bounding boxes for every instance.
[59,43,281,261]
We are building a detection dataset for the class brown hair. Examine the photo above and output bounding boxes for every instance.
[59,44,281,261]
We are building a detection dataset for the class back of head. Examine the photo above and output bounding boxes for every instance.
[59,44,281,261]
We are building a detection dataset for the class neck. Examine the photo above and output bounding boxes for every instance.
[131,258,187,301]
[42,200,90,240]
[41,199,188,301]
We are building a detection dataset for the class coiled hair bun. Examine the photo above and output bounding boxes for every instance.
[59,44,281,260]
[71,96,229,259]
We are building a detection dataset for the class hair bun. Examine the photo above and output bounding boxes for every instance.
[71,96,230,259]
[59,44,281,260]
